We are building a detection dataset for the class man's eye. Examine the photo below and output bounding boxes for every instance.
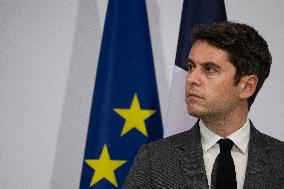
[187,64,193,71]
[205,66,217,73]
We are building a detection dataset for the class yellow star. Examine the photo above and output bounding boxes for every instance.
[113,93,156,137]
[85,144,126,187]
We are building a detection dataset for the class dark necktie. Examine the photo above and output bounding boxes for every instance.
[214,138,237,189]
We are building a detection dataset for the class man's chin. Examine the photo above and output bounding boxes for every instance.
[187,109,203,119]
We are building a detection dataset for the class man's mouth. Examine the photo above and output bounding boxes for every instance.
[187,93,203,99]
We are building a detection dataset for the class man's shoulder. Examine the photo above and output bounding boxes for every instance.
[255,130,284,183]
[145,125,199,153]
[123,125,201,188]
[148,130,190,147]
[253,127,284,156]
[263,133,284,145]
[260,132,284,152]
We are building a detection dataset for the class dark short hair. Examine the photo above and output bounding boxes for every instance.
[192,21,272,109]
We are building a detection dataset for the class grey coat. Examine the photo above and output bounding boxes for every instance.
[123,121,284,189]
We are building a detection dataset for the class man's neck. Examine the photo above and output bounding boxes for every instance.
[201,108,248,138]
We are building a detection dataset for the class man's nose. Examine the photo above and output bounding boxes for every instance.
[186,68,201,87]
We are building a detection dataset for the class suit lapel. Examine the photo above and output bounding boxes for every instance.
[177,122,209,189]
[243,122,272,189]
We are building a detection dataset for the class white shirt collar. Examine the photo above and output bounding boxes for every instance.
[200,118,250,154]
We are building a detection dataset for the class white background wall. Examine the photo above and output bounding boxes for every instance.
[0,0,283,188]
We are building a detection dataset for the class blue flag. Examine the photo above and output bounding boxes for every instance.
[164,0,227,137]
[79,0,163,188]
[175,0,227,70]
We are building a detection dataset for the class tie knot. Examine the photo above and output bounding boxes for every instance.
[218,138,234,152]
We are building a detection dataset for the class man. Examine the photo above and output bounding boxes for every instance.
[123,22,284,189]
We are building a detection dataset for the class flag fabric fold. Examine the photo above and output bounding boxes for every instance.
[164,0,227,137]
[79,0,163,188]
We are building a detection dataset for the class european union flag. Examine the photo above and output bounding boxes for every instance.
[79,0,163,188]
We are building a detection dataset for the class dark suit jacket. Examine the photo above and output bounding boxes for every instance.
[123,121,284,189]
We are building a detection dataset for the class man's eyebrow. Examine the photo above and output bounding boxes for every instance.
[188,58,221,68]
[187,58,195,64]
[203,62,221,69]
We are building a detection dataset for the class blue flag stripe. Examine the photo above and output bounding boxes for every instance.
[175,0,227,70]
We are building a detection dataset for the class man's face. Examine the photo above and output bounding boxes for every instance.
[185,40,241,120]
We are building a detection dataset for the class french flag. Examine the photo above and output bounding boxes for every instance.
[164,0,227,137]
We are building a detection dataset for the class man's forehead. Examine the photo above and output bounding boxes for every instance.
[188,41,230,66]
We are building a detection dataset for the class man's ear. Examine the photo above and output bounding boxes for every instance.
[238,75,258,100]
